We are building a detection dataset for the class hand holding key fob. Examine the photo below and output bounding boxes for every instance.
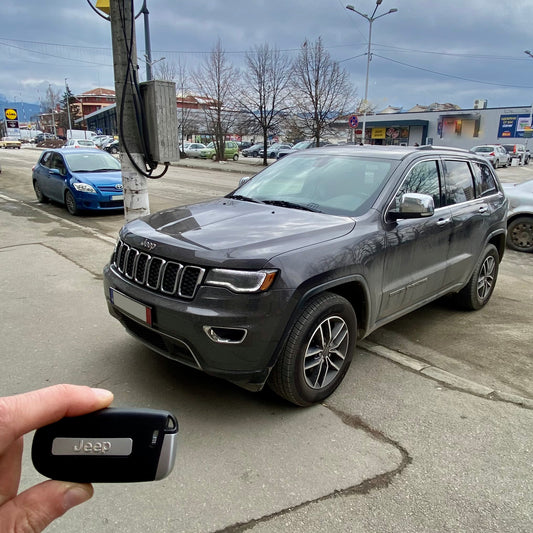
[32,408,178,483]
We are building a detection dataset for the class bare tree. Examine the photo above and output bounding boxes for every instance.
[45,85,62,136]
[155,59,197,148]
[153,60,178,82]
[290,37,356,146]
[239,44,292,165]
[192,40,239,161]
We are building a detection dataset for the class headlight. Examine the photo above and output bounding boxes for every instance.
[72,182,96,194]
[205,269,277,293]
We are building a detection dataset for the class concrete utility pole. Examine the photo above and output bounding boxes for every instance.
[109,1,150,222]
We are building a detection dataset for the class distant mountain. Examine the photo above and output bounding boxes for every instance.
[0,96,41,123]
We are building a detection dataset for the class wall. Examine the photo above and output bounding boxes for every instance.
[358,105,533,149]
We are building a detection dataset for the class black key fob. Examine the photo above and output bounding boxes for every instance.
[32,408,178,483]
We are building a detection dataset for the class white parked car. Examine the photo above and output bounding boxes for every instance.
[63,139,97,149]
[470,145,510,169]
[183,142,206,158]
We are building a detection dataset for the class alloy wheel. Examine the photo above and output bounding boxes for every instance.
[303,315,349,390]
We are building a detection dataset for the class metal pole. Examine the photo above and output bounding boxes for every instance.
[65,78,72,137]
[141,1,152,81]
[362,19,373,145]
[49,84,57,138]
[346,3,398,144]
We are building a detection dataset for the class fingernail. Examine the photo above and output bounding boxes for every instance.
[92,388,114,402]
[63,484,93,511]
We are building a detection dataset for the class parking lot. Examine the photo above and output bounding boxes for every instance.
[0,147,532,532]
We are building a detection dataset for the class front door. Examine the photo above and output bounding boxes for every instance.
[379,159,452,320]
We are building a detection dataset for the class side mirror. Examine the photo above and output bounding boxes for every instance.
[49,168,61,176]
[389,193,435,220]
[239,176,252,187]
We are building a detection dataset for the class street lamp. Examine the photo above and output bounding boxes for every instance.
[346,1,398,144]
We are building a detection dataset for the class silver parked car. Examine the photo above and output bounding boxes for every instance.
[184,142,206,158]
[471,145,510,168]
[502,179,533,252]
[259,143,293,159]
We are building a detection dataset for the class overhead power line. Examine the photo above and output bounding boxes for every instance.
[372,54,533,89]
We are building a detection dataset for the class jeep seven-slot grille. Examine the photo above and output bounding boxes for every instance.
[113,239,205,299]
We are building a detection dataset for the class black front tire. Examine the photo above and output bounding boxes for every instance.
[453,244,499,310]
[507,217,533,253]
[65,190,79,216]
[268,292,356,406]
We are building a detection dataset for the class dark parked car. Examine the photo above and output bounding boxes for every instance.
[104,146,507,406]
[32,148,123,215]
[104,140,120,154]
[242,143,263,157]
[502,179,533,252]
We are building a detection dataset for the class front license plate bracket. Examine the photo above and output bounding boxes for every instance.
[110,288,152,326]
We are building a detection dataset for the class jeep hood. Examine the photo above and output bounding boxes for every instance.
[122,199,355,266]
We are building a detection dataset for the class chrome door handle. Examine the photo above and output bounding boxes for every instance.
[436,218,451,226]
[478,206,488,213]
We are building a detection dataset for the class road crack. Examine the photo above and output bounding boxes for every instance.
[213,405,411,533]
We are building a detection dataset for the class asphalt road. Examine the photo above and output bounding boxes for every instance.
[0,147,532,532]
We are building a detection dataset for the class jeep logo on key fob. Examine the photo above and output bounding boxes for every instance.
[32,408,178,483]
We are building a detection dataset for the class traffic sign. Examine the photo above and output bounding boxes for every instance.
[349,115,359,129]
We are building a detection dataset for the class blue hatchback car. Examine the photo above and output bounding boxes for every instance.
[32,148,124,215]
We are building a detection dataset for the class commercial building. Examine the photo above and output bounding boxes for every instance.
[341,102,533,149]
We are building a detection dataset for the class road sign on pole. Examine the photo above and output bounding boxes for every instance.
[349,115,359,129]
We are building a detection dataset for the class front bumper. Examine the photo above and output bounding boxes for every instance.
[103,264,294,390]
[73,190,124,211]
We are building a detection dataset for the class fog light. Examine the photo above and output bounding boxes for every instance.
[203,326,247,344]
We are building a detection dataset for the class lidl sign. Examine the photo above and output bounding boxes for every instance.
[4,108,17,121]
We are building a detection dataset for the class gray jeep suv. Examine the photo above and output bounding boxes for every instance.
[104,145,507,406]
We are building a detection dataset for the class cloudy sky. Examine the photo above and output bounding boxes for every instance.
[1,0,533,118]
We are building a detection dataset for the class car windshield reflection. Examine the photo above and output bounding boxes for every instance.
[232,152,394,217]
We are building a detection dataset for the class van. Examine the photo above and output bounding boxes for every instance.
[66,129,97,140]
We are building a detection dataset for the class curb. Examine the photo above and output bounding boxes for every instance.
[359,340,533,410]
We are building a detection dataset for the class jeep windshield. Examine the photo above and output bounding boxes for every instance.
[229,151,395,217]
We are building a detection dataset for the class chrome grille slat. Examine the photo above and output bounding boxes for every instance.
[112,239,203,299]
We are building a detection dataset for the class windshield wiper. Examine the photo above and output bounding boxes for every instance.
[226,194,264,204]
[262,200,321,212]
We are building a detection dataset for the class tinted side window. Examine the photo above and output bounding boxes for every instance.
[444,160,475,205]
[472,163,497,197]
[394,160,441,208]
[50,153,66,175]
[40,151,53,168]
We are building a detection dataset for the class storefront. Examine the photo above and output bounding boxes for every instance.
[341,105,533,150]
[363,119,428,146]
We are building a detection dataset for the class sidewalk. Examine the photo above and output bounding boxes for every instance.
[177,154,270,176]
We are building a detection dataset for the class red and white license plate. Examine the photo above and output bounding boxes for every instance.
[109,288,152,326]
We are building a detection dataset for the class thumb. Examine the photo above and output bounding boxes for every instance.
[0,480,93,533]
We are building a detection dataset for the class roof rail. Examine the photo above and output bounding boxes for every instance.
[416,145,470,153]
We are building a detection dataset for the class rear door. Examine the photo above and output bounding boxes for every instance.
[379,158,452,319]
[441,158,500,287]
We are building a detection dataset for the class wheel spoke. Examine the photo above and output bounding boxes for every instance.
[477,256,495,299]
[304,315,350,390]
